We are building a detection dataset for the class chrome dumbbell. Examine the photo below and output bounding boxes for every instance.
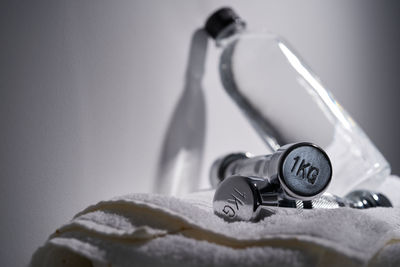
[210,142,333,201]
[213,175,392,221]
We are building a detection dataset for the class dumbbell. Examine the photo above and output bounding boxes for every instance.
[210,142,333,200]
[213,175,392,221]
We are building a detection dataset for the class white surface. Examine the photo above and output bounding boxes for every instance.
[31,184,400,266]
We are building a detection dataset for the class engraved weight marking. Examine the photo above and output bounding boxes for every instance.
[222,205,235,217]
[307,167,319,184]
[291,156,320,185]
[234,187,246,199]
[227,194,244,209]
[222,187,246,217]
[296,160,310,178]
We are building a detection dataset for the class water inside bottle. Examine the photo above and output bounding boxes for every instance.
[219,32,390,195]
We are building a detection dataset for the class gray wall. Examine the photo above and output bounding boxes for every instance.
[1,1,399,266]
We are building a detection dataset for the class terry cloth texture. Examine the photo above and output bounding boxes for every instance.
[31,176,400,267]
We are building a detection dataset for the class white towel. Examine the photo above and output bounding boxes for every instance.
[30,176,400,267]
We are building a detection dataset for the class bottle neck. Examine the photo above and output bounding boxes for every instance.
[215,24,245,47]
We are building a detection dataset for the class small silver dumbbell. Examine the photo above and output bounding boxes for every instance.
[213,175,392,221]
[210,142,392,221]
[211,142,333,201]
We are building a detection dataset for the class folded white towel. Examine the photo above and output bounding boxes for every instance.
[31,176,400,267]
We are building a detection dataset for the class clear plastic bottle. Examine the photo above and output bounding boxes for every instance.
[204,7,390,196]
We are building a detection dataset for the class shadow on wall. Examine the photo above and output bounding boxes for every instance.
[154,29,208,195]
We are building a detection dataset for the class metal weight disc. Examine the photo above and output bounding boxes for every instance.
[279,143,332,199]
[213,176,260,221]
[345,190,392,208]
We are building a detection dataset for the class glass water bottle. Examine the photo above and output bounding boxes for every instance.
[204,7,390,196]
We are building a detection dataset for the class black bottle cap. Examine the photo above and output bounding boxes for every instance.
[204,7,246,40]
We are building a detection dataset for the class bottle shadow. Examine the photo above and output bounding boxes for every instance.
[154,29,208,195]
